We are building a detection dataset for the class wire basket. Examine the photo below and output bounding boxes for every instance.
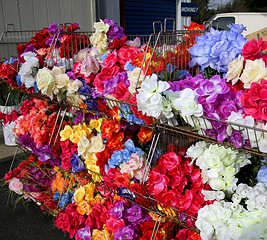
[157,112,267,158]
[0,24,40,61]
[135,19,206,89]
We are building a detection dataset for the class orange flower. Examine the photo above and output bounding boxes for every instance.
[109,106,122,122]
[77,200,91,215]
[137,127,153,143]
[92,229,112,240]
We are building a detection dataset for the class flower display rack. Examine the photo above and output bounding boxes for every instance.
[0,25,41,61]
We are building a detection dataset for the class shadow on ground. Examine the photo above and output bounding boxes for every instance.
[0,156,71,240]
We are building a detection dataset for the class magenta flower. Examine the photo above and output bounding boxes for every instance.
[77,226,91,240]
[113,225,138,240]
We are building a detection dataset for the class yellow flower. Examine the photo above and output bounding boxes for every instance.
[73,123,83,133]
[77,200,91,215]
[84,157,97,168]
[81,122,92,137]
[84,182,95,200]
[92,229,112,240]
[70,129,87,143]
[60,125,73,141]
[74,186,85,203]
[87,165,103,182]
[89,118,103,132]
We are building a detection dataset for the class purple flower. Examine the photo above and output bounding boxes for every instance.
[113,225,138,240]
[67,71,76,80]
[107,25,125,40]
[77,226,91,240]
[70,153,85,172]
[48,23,59,34]
[19,133,36,150]
[74,112,85,125]
[195,75,229,103]
[103,72,129,95]
[103,19,116,26]
[109,201,124,218]
[124,204,145,224]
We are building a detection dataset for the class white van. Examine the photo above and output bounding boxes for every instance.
[205,12,267,36]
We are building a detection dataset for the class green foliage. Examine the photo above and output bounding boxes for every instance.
[0,81,25,106]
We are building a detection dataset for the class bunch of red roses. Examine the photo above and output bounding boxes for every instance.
[240,78,267,121]
[146,150,213,226]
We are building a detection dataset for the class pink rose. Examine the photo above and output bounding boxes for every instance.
[93,66,120,92]
[9,177,23,194]
[242,38,267,60]
[159,190,180,208]
[104,51,118,68]
[106,216,125,232]
[111,82,130,101]
[158,152,181,171]
[259,101,267,121]
[147,168,169,195]
[117,46,140,67]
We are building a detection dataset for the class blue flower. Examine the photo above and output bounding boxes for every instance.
[4,57,17,64]
[70,153,85,172]
[120,148,131,162]
[108,150,123,168]
[33,81,39,93]
[188,25,247,73]
[124,139,136,153]
[53,192,60,201]
[58,193,71,209]
[256,165,267,184]
[124,60,137,72]
[16,75,22,86]
[101,53,108,62]
[228,23,247,34]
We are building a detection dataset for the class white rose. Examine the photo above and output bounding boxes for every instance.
[36,67,56,99]
[173,88,203,117]
[90,32,108,54]
[55,73,69,90]
[88,134,105,153]
[78,135,90,156]
[209,178,226,190]
[93,19,110,33]
[51,66,65,76]
[226,54,244,85]
[240,58,267,89]
[67,79,83,95]
[127,67,145,94]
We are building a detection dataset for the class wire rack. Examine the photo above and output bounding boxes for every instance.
[135,19,206,89]
[0,24,40,61]
[156,112,267,158]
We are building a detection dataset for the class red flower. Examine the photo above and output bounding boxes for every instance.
[167,169,187,192]
[96,148,111,174]
[54,204,86,238]
[158,151,181,171]
[108,36,127,50]
[160,190,180,208]
[137,127,153,143]
[101,119,121,139]
[147,168,169,195]
[117,45,140,67]
[113,172,130,188]
[178,189,193,212]
[93,66,120,92]
[240,79,267,121]
[106,215,125,232]
[104,51,118,68]
[111,82,130,101]
[242,38,267,60]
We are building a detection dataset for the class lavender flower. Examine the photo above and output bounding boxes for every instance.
[74,112,85,125]
[77,226,91,240]
[109,201,124,218]
[47,23,59,34]
[103,72,129,95]
[124,204,151,224]
[113,225,138,240]
[256,165,267,184]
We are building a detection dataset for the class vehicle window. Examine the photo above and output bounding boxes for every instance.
[211,17,235,31]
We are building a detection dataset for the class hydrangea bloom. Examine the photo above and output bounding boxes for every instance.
[189,24,247,73]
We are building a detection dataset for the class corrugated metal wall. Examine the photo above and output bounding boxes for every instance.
[124,0,177,35]
[0,0,96,33]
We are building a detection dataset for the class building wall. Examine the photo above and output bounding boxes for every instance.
[0,0,96,33]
